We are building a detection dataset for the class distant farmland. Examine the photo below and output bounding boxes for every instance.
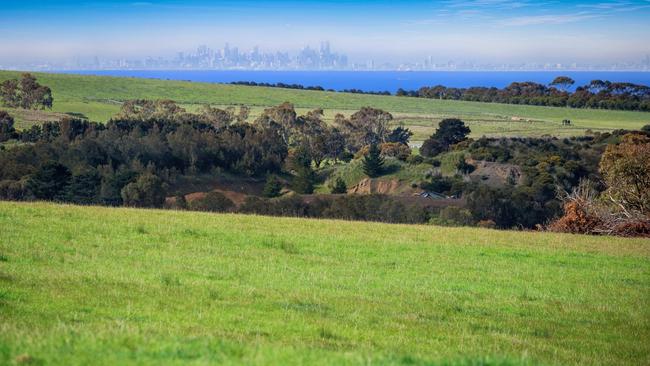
[1,70,648,141]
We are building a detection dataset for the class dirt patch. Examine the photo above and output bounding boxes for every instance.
[468,159,522,186]
[348,178,405,195]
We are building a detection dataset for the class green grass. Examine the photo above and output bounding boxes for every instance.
[1,201,648,365]
[1,70,648,139]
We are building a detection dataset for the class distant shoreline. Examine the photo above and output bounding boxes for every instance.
[41,69,650,94]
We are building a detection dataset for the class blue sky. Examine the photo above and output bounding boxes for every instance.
[1,0,649,64]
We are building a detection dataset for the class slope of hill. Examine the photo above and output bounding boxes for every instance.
[1,202,648,365]
[1,70,648,140]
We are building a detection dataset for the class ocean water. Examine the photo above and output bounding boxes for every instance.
[55,70,650,93]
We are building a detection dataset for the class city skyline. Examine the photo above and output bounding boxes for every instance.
[1,0,650,70]
[4,42,650,72]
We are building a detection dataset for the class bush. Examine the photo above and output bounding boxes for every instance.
[431,206,474,227]
[330,177,347,194]
[379,142,411,161]
[189,191,235,212]
[406,155,424,165]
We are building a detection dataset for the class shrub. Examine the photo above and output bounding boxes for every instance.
[431,206,474,227]
[330,177,347,194]
[379,142,411,161]
[189,191,235,212]
[406,155,424,165]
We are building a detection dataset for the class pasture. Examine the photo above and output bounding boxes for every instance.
[1,202,648,365]
[1,70,648,140]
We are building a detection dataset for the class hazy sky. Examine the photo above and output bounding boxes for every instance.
[1,0,650,64]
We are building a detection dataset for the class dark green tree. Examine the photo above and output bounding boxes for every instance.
[420,119,470,157]
[0,111,16,142]
[362,143,384,178]
[291,146,315,194]
[27,162,72,201]
[262,174,283,198]
[433,118,471,147]
[65,170,101,204]
[330,177,347,194]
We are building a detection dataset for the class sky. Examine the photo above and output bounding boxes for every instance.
[1,0,650,65]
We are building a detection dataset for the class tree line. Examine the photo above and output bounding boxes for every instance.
[397,77,650,112]
[230,81,391,95]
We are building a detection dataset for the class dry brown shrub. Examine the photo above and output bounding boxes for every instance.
[549,179,650,237]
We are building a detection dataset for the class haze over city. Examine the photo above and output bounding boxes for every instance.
[2,0,650,70]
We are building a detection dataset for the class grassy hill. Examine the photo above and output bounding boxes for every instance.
[1,201,648,365]
[1,70,649,140]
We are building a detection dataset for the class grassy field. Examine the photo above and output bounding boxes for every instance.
[0,201,648,365]
[1,70,648,139]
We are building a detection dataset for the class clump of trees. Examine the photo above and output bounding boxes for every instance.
[397,79,650,111]
[0,100,413,208]
[1,73,53,110]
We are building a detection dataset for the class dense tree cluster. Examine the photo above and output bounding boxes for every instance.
[0,100,412,209]
[0,101,287,204]
[397,79,650,111]
[0,73,53,110]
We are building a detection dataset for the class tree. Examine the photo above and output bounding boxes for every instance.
[330,177,347,194]
[0,111,16,142]
[290,146,315,194]
[65,170,101,204]
[434,118,471,147]
[550,76,575,91]
[0,79,19,108]
[599,133,650,214]
[420,119,470,157]
[362,143,384,178]
[27,162,72,201]
[335,107,393,152]
[0,74,53,110]
[262,174,283,198]
[120,173,166,208]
